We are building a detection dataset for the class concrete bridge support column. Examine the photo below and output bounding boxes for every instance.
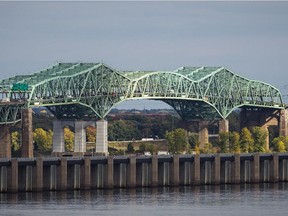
[151,155,158,187]
[170,155,179,186]
[212,154,220,185]
[21,108,33,158]
[251,153,260,183]
[32,157,43,191]
[261,125,270,152]
[127,156,136,188]
[96,120,108,155]
[105,156,113,189]
[232,154,241,184]
[52,120,65,154]
[198,121,209,148]
[270,153,279,182]
[7,158,18,192]
[219,119,229,133]
[74,121,86,153]
[0,125,11,158]
[191,154,200,185]
[279,109,288,137]
[81,157,91,190]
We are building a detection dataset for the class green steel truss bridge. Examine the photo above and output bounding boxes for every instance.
[0,63,284,124]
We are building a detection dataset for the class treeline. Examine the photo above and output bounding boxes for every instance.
[165,127,288,154]
[9,109,287,156]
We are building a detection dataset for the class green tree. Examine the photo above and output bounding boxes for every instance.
[11,131,21,155]
[271,136,288,152]
[64,127,74,152]
[165,128,188,154]
[251,126,267,152]
[127,142,135,153]
[188,132,199,149]
[139,143,147,153]
[86,126,96,143]
[200,142,214,154]
[240,127,254,153]
[147,144,157,155]
[218,132,230,153]
[229,132,241,153]
[108,119,141,141]
[33,128,53,152]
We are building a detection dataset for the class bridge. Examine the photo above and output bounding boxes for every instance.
[0,63,287,157]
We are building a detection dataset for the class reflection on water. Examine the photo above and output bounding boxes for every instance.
[1,183,288,216]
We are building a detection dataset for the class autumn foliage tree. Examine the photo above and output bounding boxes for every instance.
[64,127,74,152]
[165,128,188,154]
[33,128,53,152]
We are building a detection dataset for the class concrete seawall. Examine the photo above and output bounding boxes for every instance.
[1,153,288,192]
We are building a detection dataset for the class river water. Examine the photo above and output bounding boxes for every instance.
[1,183,288,216]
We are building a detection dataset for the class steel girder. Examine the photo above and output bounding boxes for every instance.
[0,63,284,124]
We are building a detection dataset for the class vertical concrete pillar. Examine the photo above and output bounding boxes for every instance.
[8,158,18,192]
[74,121,86,153]
[52,120,65,153]
[0,166,8,192]
[191,154,200,185]
[105,156,113,189]
[212,154,220,185]
[232,154,240,184]
[58,157,67,190]
[96,120,108,155]
[127,156,136,188]
[251,153,260,183]
[81,157,91,190]
[219,119,229,133]
[261,125,269,152]
[279,109,288,137]
[21,108,33,158]
[0,125,11,158]
[32,157,43,191]
[198,121,209,148]
[151,155,158,187]
[170,155,179,186]
[270,153,279,182]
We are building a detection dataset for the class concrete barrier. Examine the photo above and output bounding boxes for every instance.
[0,153,288,192]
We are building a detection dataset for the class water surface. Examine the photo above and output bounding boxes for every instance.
[1,183,288,216]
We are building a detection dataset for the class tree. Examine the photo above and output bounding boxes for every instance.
[240,127,254,153]
[200,142,214,154]
[33,128,53,152]
[86,126,96,143]
[147,144,157,155]
[11,131,21,156]
[64,127,74,152]
[251,126,267,152]
[127,142,135,153]
[108,119,141,141]
[271,136,288,152]
[165,128,188,154]
[139,143,147,153]
[229,132,241,153]
[218,132,230,153]
[188,132,199,149]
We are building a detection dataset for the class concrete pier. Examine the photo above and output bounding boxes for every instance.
[0,153,287,193]
[21,108,33,158]
[52,120,65,153]
[96,120,108,155]
[0,125,11,158]
[198,121,209,148]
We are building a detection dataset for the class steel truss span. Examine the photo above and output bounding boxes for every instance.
[0,63,283,124]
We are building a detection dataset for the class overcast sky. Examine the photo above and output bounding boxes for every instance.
[1,1,288,109]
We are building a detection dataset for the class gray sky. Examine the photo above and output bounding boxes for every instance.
[1,1,288,109]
